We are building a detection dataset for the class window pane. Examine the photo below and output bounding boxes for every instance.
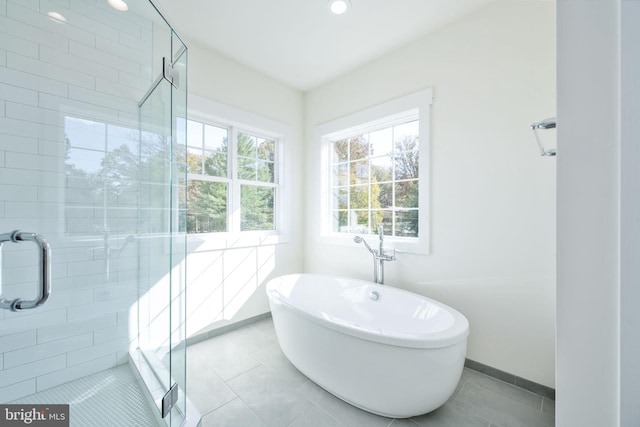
[332,210,348,233]
[349,135,369,161]
[256,160,274,183]
[395,210,418,237]
[353,210,369,234]
[175,149,187,176]
[332,187,348,210]
[395,149,419,179]
[204,124,227,151]
[350,160,368,185]
[333,139,349,163]
[333,163,348,186]
[258,138,275,161]
[371,155,392,182]
[174,143,187,177]
[187,120,203,147]
[186,180,227,233]
[371,210,392,235]
[241,185,275,231]
[350,184,369,210]
[394,120,419,142]
[238,157,255,180]
[204,149,227,177]
[369,127,393,156]
[395,180,419,208]
[376,182,393,208]
[237,133,257,157]
[176,117,187,149]
[186,146,203,174]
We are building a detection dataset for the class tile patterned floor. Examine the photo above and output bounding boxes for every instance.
[10,364,158,427]
[187,318,555,427]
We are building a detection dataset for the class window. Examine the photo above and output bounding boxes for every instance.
[317,89,432,254]
[330,119,419,237]
[185,95,289,243]
[186,121,279,234]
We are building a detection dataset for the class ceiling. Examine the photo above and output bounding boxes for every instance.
[153,0,497,91]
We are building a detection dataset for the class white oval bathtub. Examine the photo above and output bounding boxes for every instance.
[266,274,469,418]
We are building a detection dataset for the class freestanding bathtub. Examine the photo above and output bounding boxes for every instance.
[266,273,469,418]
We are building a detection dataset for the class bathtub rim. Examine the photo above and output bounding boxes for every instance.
[266,273,469,349]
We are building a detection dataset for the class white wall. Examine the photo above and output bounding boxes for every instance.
[305,1,556,387]
[183,41,306,337]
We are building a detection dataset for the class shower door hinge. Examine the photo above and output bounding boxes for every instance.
[161,382,179,418]
[163,57,179,89]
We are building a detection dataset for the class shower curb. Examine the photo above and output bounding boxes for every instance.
[186,312,273,347]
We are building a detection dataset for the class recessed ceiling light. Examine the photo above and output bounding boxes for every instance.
[108,0,128,12]
[329,0,351,15]
[47,11,66,23]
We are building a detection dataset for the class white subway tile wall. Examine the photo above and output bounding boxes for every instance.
[0,0,165,402]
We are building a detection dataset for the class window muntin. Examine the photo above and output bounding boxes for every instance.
[186,120,279,234]
[329,119,420,238]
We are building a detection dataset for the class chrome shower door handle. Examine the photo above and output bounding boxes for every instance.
[0,230,51,311]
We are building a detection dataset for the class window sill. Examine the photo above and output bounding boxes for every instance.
[320,233,429,255]
[187,231,289,252]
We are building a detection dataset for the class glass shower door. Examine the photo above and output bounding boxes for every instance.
[170,37,189,427]
[0,1,190,426]
[136,30,188,426]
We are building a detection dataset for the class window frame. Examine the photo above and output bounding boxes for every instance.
[186,95,291,249]
[316,88,432,255]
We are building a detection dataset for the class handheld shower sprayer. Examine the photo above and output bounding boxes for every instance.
[353,235,375,254]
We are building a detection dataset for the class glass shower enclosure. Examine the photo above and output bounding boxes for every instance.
[0,0,192,425]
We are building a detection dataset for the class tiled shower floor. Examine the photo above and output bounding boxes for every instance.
[10,364,158,427]
[187,318,555,427]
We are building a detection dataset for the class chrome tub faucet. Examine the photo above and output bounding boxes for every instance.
[353,226,396,284]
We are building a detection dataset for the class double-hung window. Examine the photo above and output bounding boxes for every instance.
[185,95,289,243]
[318,89,432,254]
